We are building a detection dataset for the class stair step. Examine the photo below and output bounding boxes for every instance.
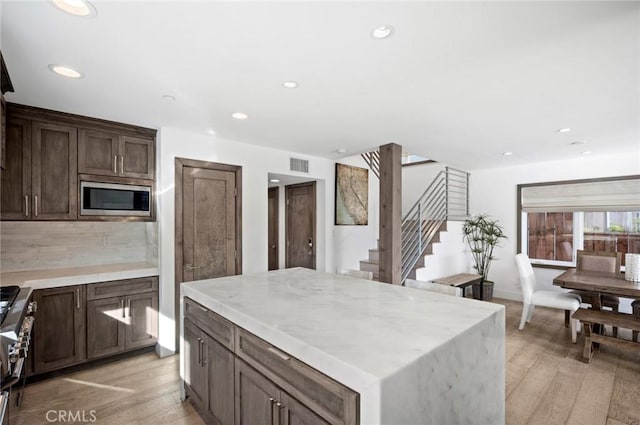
[359,260,379,273]
[368,249,379,262]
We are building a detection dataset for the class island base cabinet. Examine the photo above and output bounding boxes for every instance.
[184,319,235,425]
[235,359,330,425]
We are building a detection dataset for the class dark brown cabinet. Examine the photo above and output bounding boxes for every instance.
[184,298,358,425]
[86,277,158,360]
[78,131,154,180]
[184,318,235,425]
[2,103,156,221]
[0,118,77,220]
[32,285,86,373]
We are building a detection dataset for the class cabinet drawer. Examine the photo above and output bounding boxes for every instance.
[184,297,234,351]
[235,328,359,425]
[87,276,158,300]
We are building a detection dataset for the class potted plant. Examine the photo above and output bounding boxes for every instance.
[462,214,507,300]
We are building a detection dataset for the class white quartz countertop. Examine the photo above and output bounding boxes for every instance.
[181,268,504,388]
[1,262,159,289]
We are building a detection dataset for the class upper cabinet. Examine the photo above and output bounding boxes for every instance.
[1,51,15,170]
[78,131,154,180]
[1,103,156,221]
[1,119,78,220]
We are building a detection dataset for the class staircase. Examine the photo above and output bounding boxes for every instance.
[357,157,470,283]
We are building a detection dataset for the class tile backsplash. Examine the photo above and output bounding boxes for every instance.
[0,221,158,273]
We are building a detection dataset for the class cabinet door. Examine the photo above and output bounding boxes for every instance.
[31,121,77,219]
[235,359,280,425]
[184,319,208,409]
[279,392,331,425]
[33,285,86,373]
[0,117,31,219]
[87,297,126,359]
[205,335,235,425]
[1,97,5,170]
[78,128,119,176]
[119,136,154,179]
[125,291,158,350]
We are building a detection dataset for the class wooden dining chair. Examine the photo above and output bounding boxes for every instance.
[571,250,622,337]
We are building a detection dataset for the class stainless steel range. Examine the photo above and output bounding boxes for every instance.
[0,285,35,424]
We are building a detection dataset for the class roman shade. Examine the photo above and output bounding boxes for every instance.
[521,177,640,212]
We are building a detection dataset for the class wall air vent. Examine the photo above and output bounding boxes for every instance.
[290,157,309,173]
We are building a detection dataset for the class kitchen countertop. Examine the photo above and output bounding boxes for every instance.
[1,262,159,289]
[181,267,505,424]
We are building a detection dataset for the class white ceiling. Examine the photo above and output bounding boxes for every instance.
[2,1,639,170]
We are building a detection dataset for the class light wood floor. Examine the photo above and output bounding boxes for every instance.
[9,299,640,425]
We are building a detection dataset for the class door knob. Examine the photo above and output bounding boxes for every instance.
[185,264,202,271]
[308,238,313,248]
[271,245,276,249]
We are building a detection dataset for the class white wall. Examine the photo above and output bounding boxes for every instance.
[415,221,472,282]
[469,152,640,303]
[156,127,336,354]
[332,155,380,272]
[402,162,446,214]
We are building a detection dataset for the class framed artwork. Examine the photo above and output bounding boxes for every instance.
[335,163,368,225]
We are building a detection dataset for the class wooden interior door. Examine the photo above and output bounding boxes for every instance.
[268,186,279,271]
[183,167,237,280]
[285,182,316,269]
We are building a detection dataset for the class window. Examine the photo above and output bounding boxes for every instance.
[518,176,640,268]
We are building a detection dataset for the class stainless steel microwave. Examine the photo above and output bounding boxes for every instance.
[80,181,151,217]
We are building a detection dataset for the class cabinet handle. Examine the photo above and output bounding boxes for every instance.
[24,195,29,217]
[267,346,290,361]
[120,299,125,318]
[127,298,131,318]
[197,338,203,366]
[202,340,208,366]
[34,195,38,217]
[120,156,124,174]
[114,156,118,173]
[76,288,80,310]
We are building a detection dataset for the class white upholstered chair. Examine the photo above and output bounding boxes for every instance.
[515,253,581,343]
[338,269,373,280]
[404,279,463,296]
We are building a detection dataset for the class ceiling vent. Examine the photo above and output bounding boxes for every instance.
[290,157,309,173]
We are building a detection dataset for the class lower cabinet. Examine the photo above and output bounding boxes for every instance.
[87,277,159,360]
[184,297,357,425]
[31,276,159,375]
[184,319,235,425]
[32,285,86,373]
[235,359,329,425]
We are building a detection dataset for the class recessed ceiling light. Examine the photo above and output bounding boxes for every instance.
[162,95,175,102]
[51,0,97,17]
[582,151,592,155]
[282,81,299,89]
[570,141,585,145]
[557,128,572,133]
[207,129,216,136]
[336,148,347,154]
[48,64,83,78]
[503,152,513,156]
[232,112,248,120]
[270,179,280,183]
[372,25,394,39]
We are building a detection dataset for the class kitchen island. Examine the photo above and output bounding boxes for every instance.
[181,268,505,425]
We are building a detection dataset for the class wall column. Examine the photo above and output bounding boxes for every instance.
[378,143,402,285]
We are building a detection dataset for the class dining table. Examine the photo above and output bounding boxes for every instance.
[553,268,640,361]
[552,268,640,309]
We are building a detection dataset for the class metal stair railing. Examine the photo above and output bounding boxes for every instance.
[401,166,470,281]
[360,150,380,179]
